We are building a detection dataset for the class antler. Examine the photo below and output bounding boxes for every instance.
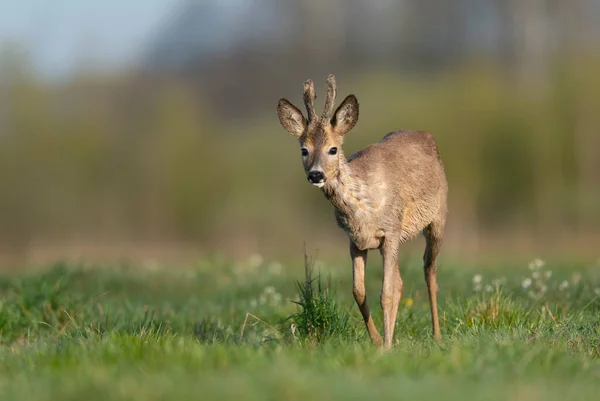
[321,74,337,122]
[303,79,317,124]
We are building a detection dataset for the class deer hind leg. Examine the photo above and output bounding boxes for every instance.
[423,221,444,341]
[380,238,402,349]
[350,242,382,347]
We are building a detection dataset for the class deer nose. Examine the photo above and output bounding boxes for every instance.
[308,171,325,183]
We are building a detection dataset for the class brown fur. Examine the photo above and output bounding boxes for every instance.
[277,74,448,348]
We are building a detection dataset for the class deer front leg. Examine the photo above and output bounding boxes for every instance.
[350,241,382,347]
[380,239,402,349]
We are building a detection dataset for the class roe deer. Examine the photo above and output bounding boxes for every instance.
[277,74,448,348]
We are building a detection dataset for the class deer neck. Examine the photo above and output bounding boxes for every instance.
[323,153,373,216]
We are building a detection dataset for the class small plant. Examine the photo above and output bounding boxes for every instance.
[287,253,355,344]
[472,273,506,293]
[195,317,234,345]
[247,286,284,309]
[521,258,551,299]
[469,257,600,304]
[461,289,520,329]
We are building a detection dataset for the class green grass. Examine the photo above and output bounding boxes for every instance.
[0,255,599,400]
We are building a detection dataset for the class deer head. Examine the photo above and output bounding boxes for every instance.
[277,74,359,188]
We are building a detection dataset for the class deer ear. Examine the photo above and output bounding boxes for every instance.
[277,98,306,137]
[331,95,359,136]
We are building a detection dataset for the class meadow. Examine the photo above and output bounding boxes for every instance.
[0,253,598,401]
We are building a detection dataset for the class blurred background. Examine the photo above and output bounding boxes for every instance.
[1,0,599,266]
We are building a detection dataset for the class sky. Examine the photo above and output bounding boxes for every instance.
[0,0,186,78]
[4,0,598,80]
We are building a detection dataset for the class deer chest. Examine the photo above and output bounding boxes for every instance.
[334,210,384,250]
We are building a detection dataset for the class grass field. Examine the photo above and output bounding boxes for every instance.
[0,254,599,401]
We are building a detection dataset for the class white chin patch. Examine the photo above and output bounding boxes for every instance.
[312,182,325,188]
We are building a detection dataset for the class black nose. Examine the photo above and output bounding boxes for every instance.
[308,171,324,183]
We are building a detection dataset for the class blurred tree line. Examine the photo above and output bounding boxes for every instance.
[1,0,599,260]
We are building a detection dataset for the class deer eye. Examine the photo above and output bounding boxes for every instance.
[328,147,338,155]
[301,148,309,157]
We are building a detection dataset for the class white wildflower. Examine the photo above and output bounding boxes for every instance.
[558,280,569,291]
[540,285,547,294]
[249,299,258,308]
[545,271,552,279]
[267,261,283,275]
[472,274,483,284]
[264,286,276,295]
[522,278,532,289]
[493,277,506,287]
[248,253,264,269]
[142,259,160,271]
[528,258,545,271]
[485,284,494,293]
[532,271,540,280]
